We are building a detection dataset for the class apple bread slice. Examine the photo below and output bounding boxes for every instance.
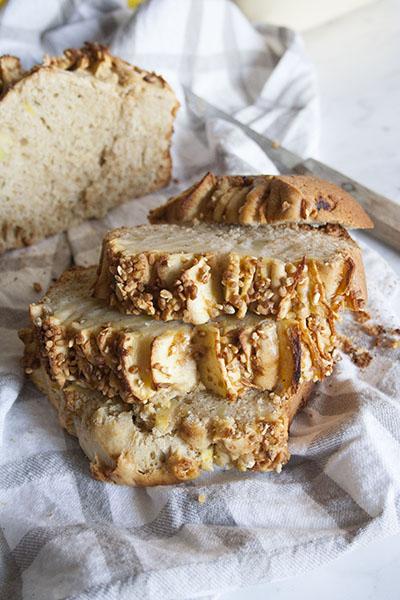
[21,266,335,403]
[94,223,366,324]
[148,172,373,229]
[25,360,314,486]
[0,43,178,252]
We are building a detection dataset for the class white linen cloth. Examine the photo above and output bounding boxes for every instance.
[0,1,399,599]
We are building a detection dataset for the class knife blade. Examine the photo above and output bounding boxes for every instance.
[184,87,400,252]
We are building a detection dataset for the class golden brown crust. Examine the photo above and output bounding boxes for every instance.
[288,380,314,422]
[0,43,174,99]
[94,224,367,325]
[0,55,23,92]
[90,456,185,487]
[149,173,373,229]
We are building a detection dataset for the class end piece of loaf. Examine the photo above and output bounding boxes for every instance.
[149,172,373,229]
[0,43,179,252]
[26,359,313,486]
[21,266,335,403]
[94,223,367,324]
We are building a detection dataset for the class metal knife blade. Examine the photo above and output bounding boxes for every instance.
[184,86,400,252]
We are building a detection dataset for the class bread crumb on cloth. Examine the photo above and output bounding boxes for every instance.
[338,334,372,368]
[339,312,400,368]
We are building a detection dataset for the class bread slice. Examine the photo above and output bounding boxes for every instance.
[26,359,314,486]
[0,43,179,252]
[94,223,366,324]
[21,266,334,402]
[149,172,373,229]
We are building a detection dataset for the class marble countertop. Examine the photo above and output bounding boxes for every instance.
[306,0,400,278]
[223,1,400,598]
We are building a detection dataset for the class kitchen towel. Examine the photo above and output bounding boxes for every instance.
[1,1,399,599]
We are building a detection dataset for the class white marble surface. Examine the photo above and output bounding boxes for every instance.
[306,0,400,277]
[308,0,400,204]
[223,1,400,598]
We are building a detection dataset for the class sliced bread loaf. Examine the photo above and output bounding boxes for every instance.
[94,223,366,324]
[21,266,335,402]
[149,172,373,228]
[26,359,313,485]
[0,43,179,252]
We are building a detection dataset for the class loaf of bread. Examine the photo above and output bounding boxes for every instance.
[17,161,372,485]
[21,266,335,403]
[25,357,313,485]
[94,223,366,324]
[0,43,179,252]
[149,173,373,228]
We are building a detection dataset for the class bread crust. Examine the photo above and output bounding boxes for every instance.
[149,173,373,229]
[0,43,174,100]
[0,43,179,253]
[94,223,367,325]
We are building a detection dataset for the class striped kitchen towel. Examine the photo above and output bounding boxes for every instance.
[1,1,399,600]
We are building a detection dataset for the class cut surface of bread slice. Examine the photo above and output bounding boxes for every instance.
[22,266,335,402]
[94,223,366,324]
[27,361,314,486]
[0,43,179,252]
[149,172,373,229]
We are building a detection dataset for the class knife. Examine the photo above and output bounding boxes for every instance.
[184,87,400,252]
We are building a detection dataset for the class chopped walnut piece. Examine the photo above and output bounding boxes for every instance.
[355,313,400,351]
[354,309,371,323]
[338,334,372,368]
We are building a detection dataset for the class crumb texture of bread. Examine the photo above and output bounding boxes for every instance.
[93,223,367,324]
[149,172,373,229]
[27,361,313,486]
[0,43,179,252]
[23,266,335,403]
